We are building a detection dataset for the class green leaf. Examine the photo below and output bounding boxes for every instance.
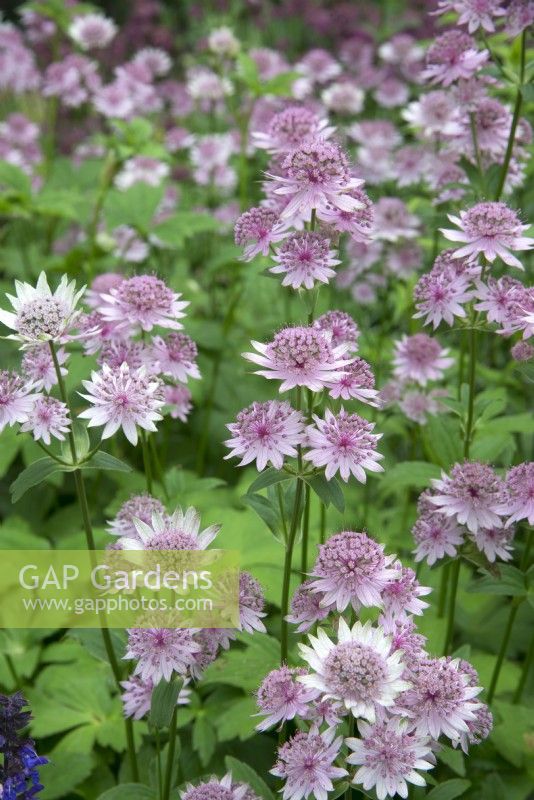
[379,461,441,494]
[304,474,345,513]
[243,493,282,540]
[214,695,257,741]
[0,160,32,197]
[193,714,217,766]
[248,467,291,493]
[262,71,300,96]
[98,785,156,800]
[81,451,133,474]
[423,416,463,469]
[467,565,527,596]
[202,635,280,691]
[10,457,65,502]
[224,757,276,800]
[236,52,261,92]
[39,750,94,799]
[104,184,165,231]
[437,746,466,777]
[0,426,22,477]
[150,677,182,729]
[426,779,471,800]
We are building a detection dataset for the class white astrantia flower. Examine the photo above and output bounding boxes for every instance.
[0,272,85,349]
[298,618,410,721]
[119,506,221,551]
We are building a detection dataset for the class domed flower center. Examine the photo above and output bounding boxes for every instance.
[324,641,387,701]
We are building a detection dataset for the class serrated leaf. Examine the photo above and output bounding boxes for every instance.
[467,565,527,596]
[10,457,66,503]
[304,474,345,513]
[193,714,217,766]
[224,757,275,800]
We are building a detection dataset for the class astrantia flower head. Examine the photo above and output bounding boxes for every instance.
[0,272,85,348]
[164,384,193,421]
[270,231,340,289]
[414,264,473,329]
[286,580,333,633]
[208,26,240,58]
[271,728,347,800]
[471,524,515,562]
[469,99,511,156]
[399,389,445,425]
[181,774,249,800]
[423,30,488,86]
[125,628,200,683]
[304,408,383,483]
[20,396,70,445]
[43,54,101,108]
[505,0,534,37]
[299,619,410,720]
[114,157,170,191]
[511,340,534,361]
[272,139,364,220]
[430,462,505,533]
[78,363,164,446]
[403,91,463,138]
[107,493,166,538]
[99,275,188,333]
[244,326,351,392]
[309,530,396,611]
[326,357,379,405]
[401,656,481,741]
[239,571,267,633]
[132,47,172,77]
[319,187,374,242]
[456,703,493,753]
[234,206,287,261]
[347,718,434,800]
[0,370,40,433]
[21,344,67,391]
[373,198,420,242]
[393,333,453,386]
[121,675,190,720]
[224,400,304,471]
[151,333,200,382]
[497,462,534,527]
[381,616,427,666]
[412,497,465,565]
[441,202,534,269]
[98,338,147,371]
[253,106,335,154]
[68,13,117,50]
[313,310,359,350]
[121,506,220,551]
[434,0,506,33]
[256,666,318,731]
[474,276,524,325]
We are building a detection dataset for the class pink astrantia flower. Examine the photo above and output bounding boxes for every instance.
[132,47,172,77]
[78,363,164,446]
[414,263,474,329]
[21,344,68,391]
[497,462,534,527]
[20,396,70,445]
[107,493,166,539]
[286,581,334,633]
[224,400,304,471]
[0,370,40,433]
[505,0,534,37]
[99,275,188,333]
[182,774,249,800]
[412,497,465,565]
[474,277,526,325]
[441,202,534,269]
[125,628,200,683]
[393,334,453,386]
[164,384,193,421]
[239,572,267,633]
[256,666,319,731]
[121,674,190,720]
[398,389,446,426]
[98,338,147,371]
[252,106,335,154]
[0,271,85,348]
[347,718,434,800]
[299,619,410,720]
[114,157,170,191]
[313,311,360,350]
[43,54,101,108]
[270,139,364,220]
[381,616,427,667]
[151,333,200,382]
[68,13,117,50]
[319,187,374,242]
[403,91,464,138]
[321,81,364,114]
[433,0,506,33]
[455,704,493,754]
[303,408,383,483]
[326,357,379,406]
[271,728,347,800]
[308,530,397,611]
[380,563,431,620]
[234,206,287,261]
[511,341,534,361]
[244,326,351,392]
[85,273,125,308]
[422,30,488,86]
[270,231,340,289]
[373,198,420,242]
[120,506,220,551]
[400,657,482,741]
[468,99,511,157]
[429,462,505,533]
[471,525,515,562]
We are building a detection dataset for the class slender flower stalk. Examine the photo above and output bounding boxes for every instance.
[487,597,523,703]
[494,30,526,201]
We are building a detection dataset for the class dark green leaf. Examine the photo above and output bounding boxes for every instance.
[224,757,275,800]
[10,457,65,502]
[81,451,133,474]
[426,779,471,800]
[193,714,217,766]
[243,493,281,540]
[304,474,345,513]
[98,785,156,800]
[467,565,527,596]
[247,467,291,493]
[150,677,182,729]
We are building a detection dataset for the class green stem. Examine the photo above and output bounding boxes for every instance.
[487,599,522,703]
[319,502,326,545]
[141,430,154,494]
[437,563,450,618]
[464,326,477,459]
[280,478,304,664]
[520,526,533,570]
[156,729,163,800]
[513,629,534,705]
[443,559,460,655]
[150,436,169,500]
[162,706,179,800]
[494,30,526,201]
[301,483,311,579]
[277,483,288,542]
